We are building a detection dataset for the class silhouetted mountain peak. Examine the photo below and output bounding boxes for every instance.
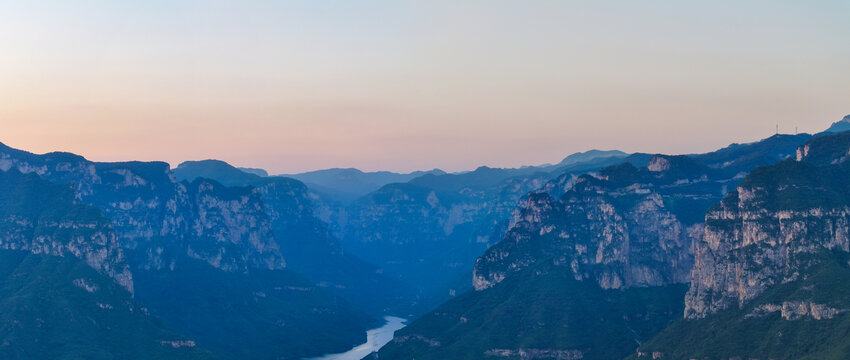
[824,114,850,133]
[283,167,446,201]
[556,149,628,167]
[173,159,263,186]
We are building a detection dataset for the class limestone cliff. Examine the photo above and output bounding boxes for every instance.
[473,155,721,291]
[685,133,850,319]
[0,168,133,292]
[0,143,285,273]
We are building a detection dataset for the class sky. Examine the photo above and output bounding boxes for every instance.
[0,1,848,174]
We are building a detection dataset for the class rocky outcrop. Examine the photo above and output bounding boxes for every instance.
[0,144,285,274]
[0,144,101,196]
[256,177,344,260]
[186,179,285,271]
[474,133,815,295]
[484,348,584,359]
[131,157,407,318]
[474,156,723,291]
[0,143,385,359]
[0,168,133,292]
[90,163,285,273]
[685,133,850,319]
[336,176,549,293]
[685,197,850,318]
[375,134,818,360]
[392,334,441,347]
[322,155,647,304]
[746,301,847,320]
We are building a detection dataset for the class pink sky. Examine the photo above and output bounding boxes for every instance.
[1,1,848,173]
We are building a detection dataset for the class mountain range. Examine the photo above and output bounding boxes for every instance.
[1,115,849,359]
[0,144,376,359]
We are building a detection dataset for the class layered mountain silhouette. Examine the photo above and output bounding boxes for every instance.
[2,116,850,360]
[375,131,839,359]
[0,144,376,359]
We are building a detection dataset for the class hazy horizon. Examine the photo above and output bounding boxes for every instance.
[0,126,838,176]
[2,1,848,173]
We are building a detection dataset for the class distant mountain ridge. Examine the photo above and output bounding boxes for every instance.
[176,150,629,205]
[275,149,628,202]
[824,114,850,133]
[172,151,638,315]
[375,131,817,359]
[169,159,416,316]
[551,149,629,168]
[174,159,265,187]
[281,167,446,201]
[3,115,848,360]
[322,152,643,315]
[0,143,378,359]
[238,166,269,177]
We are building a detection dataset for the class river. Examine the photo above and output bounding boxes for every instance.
[307,316,407,360]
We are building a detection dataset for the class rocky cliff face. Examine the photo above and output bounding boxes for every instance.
[155,159,408,317]
[473,155,724,292]
[256,177,344,260]
[685,133,850,319]
[635,132,850,360]
[0,143,285,274]
[0,143,378,360]
[325,157,648,303]
[0,168,133,292]
[377,134,816,360]
[91,164,285,273]
[472,135,813,293]
[334,173,551,299]
[0,145,101,196]
[186,179,285,271]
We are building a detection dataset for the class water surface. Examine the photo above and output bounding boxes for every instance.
[308,316,407,360]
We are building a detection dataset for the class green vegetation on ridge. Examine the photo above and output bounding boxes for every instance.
[376,262,687,360]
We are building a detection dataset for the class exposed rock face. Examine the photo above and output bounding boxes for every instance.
[685,133,850,319]
[127,158,406,318]
[186,179,285,271]
[308,155,653,314]
[484,348,585,360]
[792,131,850,165]
[474,156,724,291]
[0,146,101,196]
[391,334,441,347]
[746,301,847,320]
[90,165,285,273]
[0,168,134,292]
[685,196,850,318]
[256,177,344,260]
[473,135,814,294]
[159,340,197,348]
[692,133,812,177]
[334,175,550,293]
[0,143,285,274]
[0,144,385,359]
[647,156,672,172]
